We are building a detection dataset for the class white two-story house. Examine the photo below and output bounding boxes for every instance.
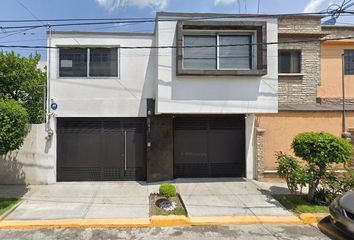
[47,12,278,182]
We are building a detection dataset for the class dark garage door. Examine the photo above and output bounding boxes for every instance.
[57,118,146,181]
[174,115,245,178]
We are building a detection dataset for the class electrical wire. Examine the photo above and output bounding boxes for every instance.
[0,11,336,30]
[1,35,354,50]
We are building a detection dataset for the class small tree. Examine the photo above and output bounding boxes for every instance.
[0,51,46,123]
[276,152,307,194]
[291,132,353,202]
[0,99,29,155]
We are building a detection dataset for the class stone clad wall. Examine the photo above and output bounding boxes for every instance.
[278,16,322,34]
[277,16,322,104]
[278,36,321,104]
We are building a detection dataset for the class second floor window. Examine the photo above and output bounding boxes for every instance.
[278,50,301,74]
[183,34,252,70]
[59,48,87,77]
[59,47,119,78]
[344,50,354,75]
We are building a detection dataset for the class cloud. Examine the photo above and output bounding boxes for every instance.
[95,0,168,12]
[303,0,327,13]
[214,0,238,6]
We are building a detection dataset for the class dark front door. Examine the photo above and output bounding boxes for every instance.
[174,115,245,178]
[57,118,146,181]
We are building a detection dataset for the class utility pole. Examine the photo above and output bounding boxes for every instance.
[341,53,351,141]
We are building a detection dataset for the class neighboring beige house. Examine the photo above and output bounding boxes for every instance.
[257,20,354,178]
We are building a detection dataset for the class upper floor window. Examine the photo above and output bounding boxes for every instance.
[344,50,354,75]
[59,47,119,78]
[183,35,252,70]
[59,48,87,77]
[278,50,301,74]
[176,21,267,76]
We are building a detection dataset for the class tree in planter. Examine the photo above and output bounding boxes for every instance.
[0,99,29,155]
[291,132,353,202]
[0,51,46,124]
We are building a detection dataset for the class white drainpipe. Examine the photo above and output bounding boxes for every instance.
[45,26,53,139]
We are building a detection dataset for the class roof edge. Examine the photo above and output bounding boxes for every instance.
[47,30,154,36]
[156,11,324,19]
[321,25,354,29]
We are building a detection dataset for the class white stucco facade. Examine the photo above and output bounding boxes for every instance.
[48,32,155,118]
[155,15,278,115]
[41,14,280,182]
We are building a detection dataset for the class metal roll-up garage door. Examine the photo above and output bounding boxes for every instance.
[174,115,245,178]
[57,118,146,181]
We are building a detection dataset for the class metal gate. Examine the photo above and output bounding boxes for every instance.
[57,118,146,181]
[174,115,245,178]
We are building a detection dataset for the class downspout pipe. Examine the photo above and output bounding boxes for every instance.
[341,53,351,141]
[45,26,53,139]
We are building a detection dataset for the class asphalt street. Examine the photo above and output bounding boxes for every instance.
[0,224,330,240]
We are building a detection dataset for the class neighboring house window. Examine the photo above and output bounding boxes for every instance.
[344,50,354,75]
[177,21,267,76]
[278,50,301,74]
[59,47,119,77]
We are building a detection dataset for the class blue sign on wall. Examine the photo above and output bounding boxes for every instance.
[51,102,58,110]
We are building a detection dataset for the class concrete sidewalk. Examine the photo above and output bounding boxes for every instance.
[3,182,149,220]
[1,178,293,221]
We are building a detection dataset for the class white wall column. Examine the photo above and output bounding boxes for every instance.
[245,114,256,179]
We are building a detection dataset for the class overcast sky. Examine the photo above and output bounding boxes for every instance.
[0,0,352,59]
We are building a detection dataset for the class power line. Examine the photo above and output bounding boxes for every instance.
[1,35,354,50]
[0,26,42,40]
[0,11,335,30]
[15,0,45,25]
[0,17,156,23]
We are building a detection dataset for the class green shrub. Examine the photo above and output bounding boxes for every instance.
[313,188,333,205]
[291,132,353,202]
[276,152,307,194]
[159,183,177,198]
[316,168,354,204]
[0,99,29,155]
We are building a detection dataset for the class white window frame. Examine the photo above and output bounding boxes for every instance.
[58,46,120,79]
[182,30,257,71]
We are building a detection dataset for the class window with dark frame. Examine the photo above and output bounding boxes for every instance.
[176,21,267,76]
[59,48,87,77]
[183,35,217,70]
[344,50,354,75]
[278,50,301,74]
[219,35,252,69]
[183,34,253,70]
[59,47,119,77]
[90,48,118,77]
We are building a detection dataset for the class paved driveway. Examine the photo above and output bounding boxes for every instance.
[1,178,292,220]
[173,178,293,217]
[4,182,149,220]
